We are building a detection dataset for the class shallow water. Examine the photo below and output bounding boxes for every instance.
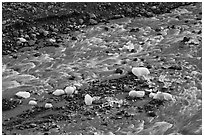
[2,3,202,135]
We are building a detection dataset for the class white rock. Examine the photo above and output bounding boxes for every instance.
[153,92,164,100]
[45,103,53,108]
[48,38,56,43]
[28,100,37,105]
[18,37,27,43]
[129,90,145,98]
[64,86,75,95]
[149,92,156,98]
[85,94,93,105]
[53,89,65,96]
[132,67,150,77]
[162,92,173,101]
[153,92,173,101]
[15,91,30,99]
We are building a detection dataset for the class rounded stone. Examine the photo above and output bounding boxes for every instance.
[53,89,65,96]
[132,67,150,77]
[64,86,75,95]
[15,91,30,99]
[45,103,53,108]
[28,100,37,105]
[129,90,145,98]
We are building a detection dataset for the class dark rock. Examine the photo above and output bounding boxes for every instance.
[71,36,77,41]
[181,36,190,43]
[147,111,157,117]
[115,68,123,74]
[168,65,182,70]
[2,98,21,111]
[33,52,41,57]
[129,27,140,32]
[104,26,109,31]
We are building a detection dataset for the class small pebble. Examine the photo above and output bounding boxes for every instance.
[85,94,93,105]
[132,67,150,77]
[129,90,145,98]
[45,103,53,108]
[28,100,37,105]
[15,91,30,99]
[53,89,65,96]
[64,86,75,95]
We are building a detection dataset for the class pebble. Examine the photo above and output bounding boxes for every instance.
[28,100,37,105]
[15,91,30,99]
[129,90,145,98]
[53,89,65,96]
[45,103,53,108]
[18,37,27,43]
[132,67,150,77]
[64,86,75,95]
[85,94,93,105]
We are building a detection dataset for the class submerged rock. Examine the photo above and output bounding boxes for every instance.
[129,90,145,98]
[85,94,93,105]
[132,67,150,77]
[15,91,30,99]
